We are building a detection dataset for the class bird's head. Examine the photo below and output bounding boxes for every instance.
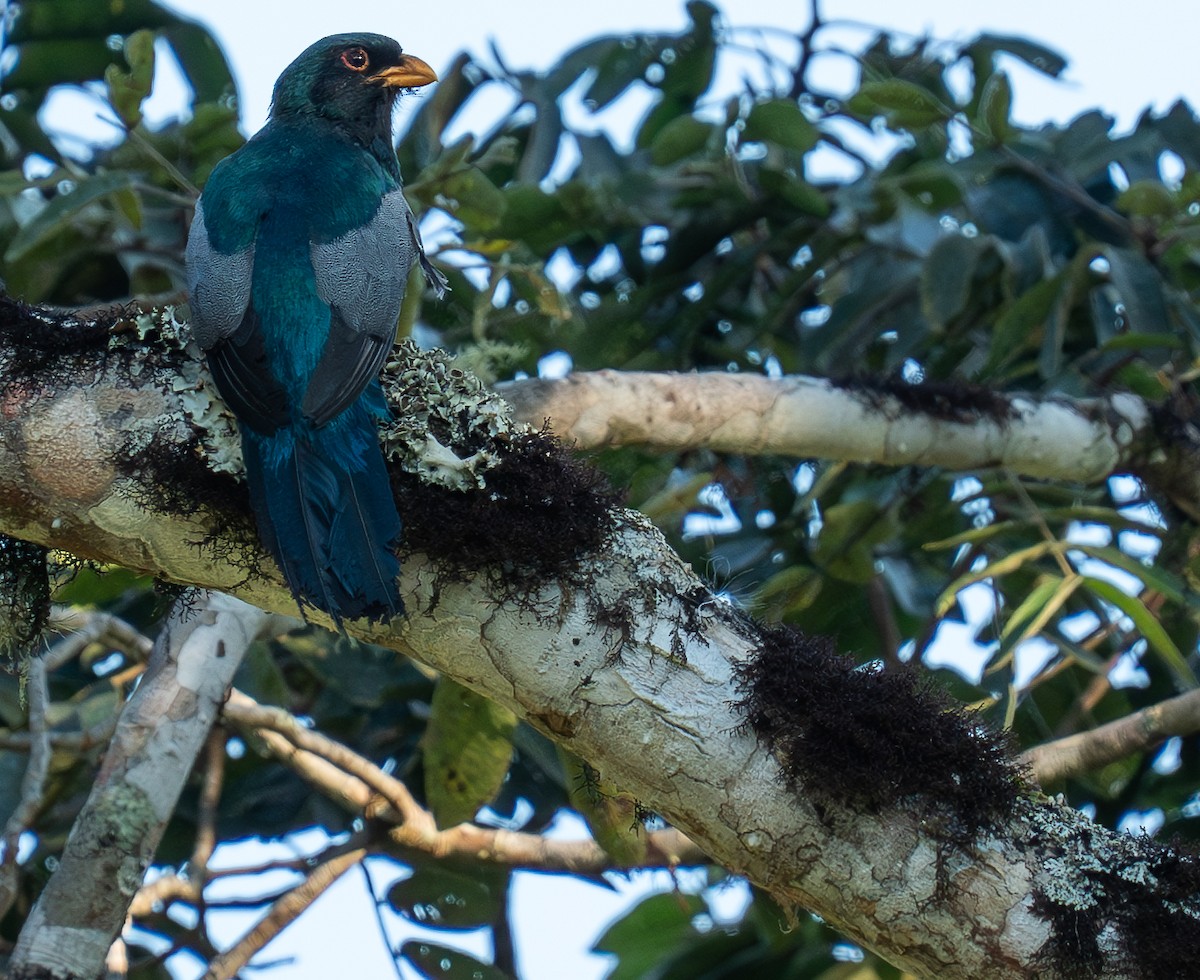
[269,33,436,145]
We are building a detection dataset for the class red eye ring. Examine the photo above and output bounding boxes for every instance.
[341,47,369,72]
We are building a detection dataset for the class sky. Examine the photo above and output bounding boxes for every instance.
[16,1,1197,978]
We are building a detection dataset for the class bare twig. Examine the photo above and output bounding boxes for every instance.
[201,846,367,980]
[224,689,709,874]
[1022,687,1200,786]
[0,651,52,919]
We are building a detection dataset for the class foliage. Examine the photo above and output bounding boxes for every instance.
[2,0,1200,976]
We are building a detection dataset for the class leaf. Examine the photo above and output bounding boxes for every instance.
[389,866,505,932]
[1072,544,1199,610]
[650,115,714,165]
[851,80,950,130]
[983,275,1061,375]
[160,21,237,104]
[811,500,897,584]
[592,891,705,980]
[974,33,1068,79]
[976,70,1012,144]
[743,99,819,153]
[1117,181,1177,219]
[1081,576,1197,689]
[424,678,517,828]
[1101,245,1170,334]
[921,233,986,329]
[438,167,506,233]
[4,171,137,262]
[104,28,156,129]
[400,941,508,980]
[758,167,830,216]
[754,565,823,620]
[934,541,1063,616]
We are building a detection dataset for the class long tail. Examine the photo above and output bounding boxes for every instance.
[241,417,403,626]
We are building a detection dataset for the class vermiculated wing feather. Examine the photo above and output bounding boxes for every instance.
[185,202,254,350]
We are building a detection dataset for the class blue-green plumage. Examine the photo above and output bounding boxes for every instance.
[186,33,444,624]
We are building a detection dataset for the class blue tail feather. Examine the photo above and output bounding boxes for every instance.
[241,414,403,626]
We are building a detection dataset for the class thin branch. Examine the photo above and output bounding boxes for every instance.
[225,689,709,874]
[0,650,52,919]
[360,861,404,980]
[201,846,367,980]
[1021,687,1200,786]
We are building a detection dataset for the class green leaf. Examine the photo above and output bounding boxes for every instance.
[1101,245,1170,334]
[104,28,156,129]
[851,80,950,129]
[976,70,1012,143]
[400,941,508,980]
[1080,576,1197,689]
[1117,180,1177,219]
[592,891,705,980]
[934,541,1063,616]
[650,115,715,165]
[921,233,986,328]
[743,99,819,153]
[758,167,830,216]
[1071,545,1198,610]
[424,678,517,828]
[811,500,897,584]
[562,749,646,865]
[438,167,506,233]
[5,171,137,262]
[974,33,1068,79]
[389,866,505,931]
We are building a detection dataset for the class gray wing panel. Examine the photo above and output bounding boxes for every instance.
[310,188,418,344]
[185,202,254,352]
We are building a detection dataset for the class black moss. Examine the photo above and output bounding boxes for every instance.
[392,430,622,594]
[1033,827,1200,980]
[115,428,257,565]
[0,535,50,658]
[831,373,1018,424]
[731,623,1019,836]
[0,295,126,384]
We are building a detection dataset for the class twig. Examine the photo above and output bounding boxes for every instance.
[0,651,51,919]
[360,861,404,980]
[201,846,367,980]
[225,690,709,874]
[1021,687,1200,786]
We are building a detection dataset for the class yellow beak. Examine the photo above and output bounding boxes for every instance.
[371,54,437,89]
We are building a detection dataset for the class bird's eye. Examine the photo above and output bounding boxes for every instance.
[340,47,370,72]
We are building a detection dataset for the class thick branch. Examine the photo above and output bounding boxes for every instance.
[498,370,1159,488]
[1,302,1195,977]
[7,592,268,980]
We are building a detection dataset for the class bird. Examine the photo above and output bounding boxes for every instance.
[185,33,446,626]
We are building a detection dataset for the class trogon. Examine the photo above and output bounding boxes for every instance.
[186,33,446,625]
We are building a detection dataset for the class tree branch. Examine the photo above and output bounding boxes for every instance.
[497,370,1156,486]
[225,688,708,873]
[1022,687,1200,786]
[200,845,367,980]
[7,592,269,980]
[2,301,1197,977]
[0,649,51,920]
